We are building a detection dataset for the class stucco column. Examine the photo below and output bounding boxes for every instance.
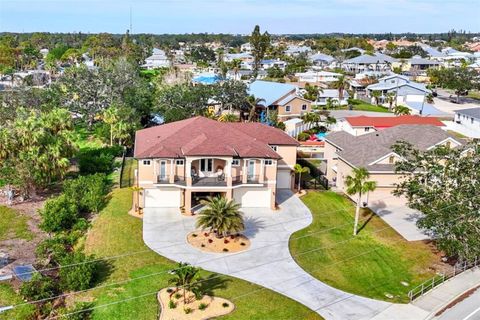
[185,159,192,186]
[169,159,174,183]
[225,189,233,200]
[184,189,192,214]
[242,159,248,184]
[225,158,232,187]
[259,159,265,183]
[269,186,276,210]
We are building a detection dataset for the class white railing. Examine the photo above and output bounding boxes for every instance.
[408,257,479,302]
[287,122,313,137]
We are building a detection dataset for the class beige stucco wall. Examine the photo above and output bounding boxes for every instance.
[138,158,175,184]
[278,97,312,117]
[323,141,339,180]
[276,145,297,168]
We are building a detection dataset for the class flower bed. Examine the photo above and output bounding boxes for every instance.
[186,232,250,253]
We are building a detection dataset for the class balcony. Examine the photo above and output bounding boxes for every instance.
[192,176,227,187]
[156,175,186,185]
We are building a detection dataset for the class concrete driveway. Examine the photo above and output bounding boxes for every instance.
[369,194,429,242]
[143,190,391,320]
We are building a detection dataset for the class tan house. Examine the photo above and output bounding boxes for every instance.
[134,117,299,214]
[248,80,313,121]
[324,125,462,203]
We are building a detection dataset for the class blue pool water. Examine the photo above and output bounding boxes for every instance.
[192,74,221,84]
[315,132,327,140]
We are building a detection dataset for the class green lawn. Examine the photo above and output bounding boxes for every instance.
[120,159,137,188]
[290,191,442,303]
[0,206,33,241]
[80,188,322,320]
[0,284,35,320]
[72,125,105,151]
[468,90,480,101]
[348,99,391,113]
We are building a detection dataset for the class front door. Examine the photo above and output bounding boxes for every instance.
[200,159,213,175]
[159,160,167,181]
[247,160,255,180]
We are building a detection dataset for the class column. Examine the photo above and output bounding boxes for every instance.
[242,159,248,184]
[186,158,192,186]
[169,159,175,183]
[259,159,265,183]
[184,189,192,214]
[225,158,232,187]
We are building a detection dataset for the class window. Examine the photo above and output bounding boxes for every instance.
[301,104,307,111]
[472,117,475,124]
[232,159,240,166]
[142,160,151,166]
[388,156,395,164]
[270,145,278,152]
[365,127,370,132]
[176,159,184,166]
[285,105,291,112]
[200,159,213,172]
[264,159,274,166]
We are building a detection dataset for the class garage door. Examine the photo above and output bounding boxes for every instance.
[233,188,271,208]
[144,188,181,208]
[276,170,292,189]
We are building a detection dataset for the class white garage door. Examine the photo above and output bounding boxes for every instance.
[276,170,292,189]
[144,188,181,208]
[233,188,271,208]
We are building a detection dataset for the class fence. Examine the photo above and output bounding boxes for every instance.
[287,122,313,138]
[297,159,329,190]
[407,257,480,302]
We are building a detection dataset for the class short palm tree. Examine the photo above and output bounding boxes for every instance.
[371,90,382,106]
[302,112,320,128]
[385,92,396,110]
[294,164,310,193]
[345,167,377,236]
[218,113,238,122]
[168,262,202,306]
[245,95,266,122]
[393,105,411,115]
[196,196,244,238]
[332,75,347,102]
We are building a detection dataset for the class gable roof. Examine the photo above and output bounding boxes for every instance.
[326,125,460,171]
[276,94,311,106]
[344,52,397,64]
[248,80,297,106]
[134,117,298,159]
[345,115,444,128]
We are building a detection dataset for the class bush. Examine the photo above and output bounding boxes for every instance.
[20,273,57,300]
[77,146,122,175]
[198,303,207,310]
[168,300,176,309]
[63,173,109,213]
[36,233,78,264]
[222,302,229,308]
[184,307,192,314]
[59,252,98,291]
[297,132,310,141]
[40,195,79,233]
[61,302,94,320]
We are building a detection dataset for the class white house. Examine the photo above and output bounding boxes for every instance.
[285,45,312,56]
[143,48,171,69]
[316,89,349,106]
[295,70,342,83]
[444,108,480,138]
[223,52,253,63]
[366,74,430,105]
[240,42,252,53]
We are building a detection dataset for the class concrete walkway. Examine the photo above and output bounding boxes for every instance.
[143,190,391,320]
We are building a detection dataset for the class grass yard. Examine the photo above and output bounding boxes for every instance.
[120,158,137,188]
[0,284,35,320]
[467,90,480,101]
[80,188,322,320]
[348,99,391,113]
[0,206,33,241]
[290,191,443,303]
[72,125,105,150]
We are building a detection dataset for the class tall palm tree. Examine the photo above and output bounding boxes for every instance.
[294,164,310,193]
[392,105,411,115]
[245,95,266,122]
[230,59,242,80]
[218,113,238,122]
[168,262,202,306]
[196,196,244,238]
[385,92,396,110]
[370,90,382,106]
[345,167,377,236]
[302,112,320,128]
[332,75,348,102]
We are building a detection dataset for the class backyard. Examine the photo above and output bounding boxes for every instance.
[290,191,447,303]
[77,188,323,320]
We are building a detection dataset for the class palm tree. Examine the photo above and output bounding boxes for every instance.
[370,90,382,106]
[392,105,411,115]
[302,112,320,128]
[332,75,348,102]
[426,93,434,104]
[168,262,202,306]
[218,113,238,122]
[245,95,266,122]
[196,196,244,238]
[102,106,119,146]
[385,92,396,110]
[294,164,310,193]
[345,167,377,236]
[230,59,242,80]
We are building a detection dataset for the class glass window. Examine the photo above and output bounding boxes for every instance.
[388,156,395,164]
[176,159,184,166]
[285,105,291,112]
[232,159,240,166]
[264,159,274,166]
[200,159,213,171]
[302,104,307,110]
[142,160,151,166]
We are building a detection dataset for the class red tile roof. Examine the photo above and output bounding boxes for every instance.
[134,117,298,159]
[345,115,444,129]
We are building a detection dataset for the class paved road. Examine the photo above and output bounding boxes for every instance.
[437,287,480,320]
[143,190,391,320]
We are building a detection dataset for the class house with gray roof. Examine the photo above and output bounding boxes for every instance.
[342,52,397,73]
[323,124,462,201]
[444,108,480,138]
[143,48,171,69]
[308,52,336,67]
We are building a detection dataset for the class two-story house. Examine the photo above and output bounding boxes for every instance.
[134,117,299,214]
[248,80,313,121]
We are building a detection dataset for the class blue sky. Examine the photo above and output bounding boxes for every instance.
[1,0,479,34]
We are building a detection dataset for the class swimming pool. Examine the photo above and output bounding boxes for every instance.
[315,132,327,140]
[192,74,221,85]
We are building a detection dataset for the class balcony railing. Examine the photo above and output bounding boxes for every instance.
[246,175,260,184]
[156,175,186,185]
[192,176,227,187]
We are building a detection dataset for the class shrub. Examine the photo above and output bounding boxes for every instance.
[198,303,207,310]
[59,252,98,291]
[77,146,122,175]
[174,293,182,299]
[20,273,57,300]
[63,173,109,213]
[40,195,79,233]
[223,248,229,252]
[297,132,310,141]
[61,302,94,320]
[184,307,192,314]
[36,233,77,264]
[222,302,229,308]
[168,300,176,309]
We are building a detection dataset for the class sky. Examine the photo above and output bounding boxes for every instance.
[1,0,479,34]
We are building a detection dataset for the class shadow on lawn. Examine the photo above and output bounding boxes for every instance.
[197,274,231,297]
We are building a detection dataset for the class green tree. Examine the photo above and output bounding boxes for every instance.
[59,252,98,291]
[345,167,377,236]
[245,95,266,122]
[250,25,270,77]
[196,196,244,238]
[302,112,320,128]
[393,141,480,262]
[428,67,479,103]
[393,105,411,115]
[332,75,348,102]
[40,194,80,233]
[294,164,310,193]
[212,80,248,113]
[386,92,396,110]
[168,262,202,307]
[370,90,382,105]
[20,273,57,301]
[304,83,322,101]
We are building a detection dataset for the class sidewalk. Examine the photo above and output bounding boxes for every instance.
[371,267,480,320]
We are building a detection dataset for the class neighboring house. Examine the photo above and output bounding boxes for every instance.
[316,89,349,106]
[295,70,342,83]
[223,52,254,63]
[392,55,440,73]
[298,140,325,159]
[308,52,336,67]
[240,42,252,53]
[226,69,267,81]
[285,45,312,56]
[324,125,462,202]
[444,108,480,138]
[260,59,287,70]
[248,80,313,120]
[366,74,430,105]
[134,117,299,213]
[143,48,171,69]
[342,53,397,73]
[340,115,445,136]
[283,118,313,137]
